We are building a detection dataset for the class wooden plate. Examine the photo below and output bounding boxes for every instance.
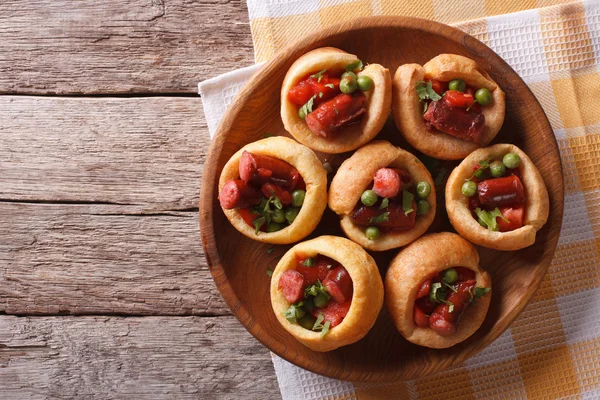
[199,16,564,382]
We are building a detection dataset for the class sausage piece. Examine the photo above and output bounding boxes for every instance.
[305,93,367,137]
[423,99,484,144]
[373,168,402,199]
[218,179,262,209]
[477,175,525,207]
[322,266,353,304]
[239,151,301,190]
[278,270,306,303]
[261,183,293,205]
[351,201,417,230]
[429,280,476,336]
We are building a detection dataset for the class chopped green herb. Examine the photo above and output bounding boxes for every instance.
[469,158,493,180]
[346,60,363,72]
[253,216,266,234]
[326,264,333,270]
[402,189,414,216]
[466,99,478,112]
[305,281,329,299]
[299,95,316,118]
[318,91,323,98]
[310,69,327,83]
[320,321,331,337]
[369,212,390,224]
[416,81,442,102]
[441,299,455,313]
[302,257,315,267]
[266,269,273,277]
[283,302,305,324]
[380,198,389,209]
[313,313,325,330]
[422,101,428,114]
[475,207,509,231]
[324,83,335,89]
[429,282,455,312]
[442,281,458,293]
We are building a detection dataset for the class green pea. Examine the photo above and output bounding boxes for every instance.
[272,209,286,223]
[285,207,300,223]
[303,298,315,313]
[266,222,285,232]
[365,226,380,240]
[442,268,458,284]
[503,152,521,169]
[341,71,357,81]
[361,190,378,207]
[416,200,430,215]
[298,106,307,120]
[475,88,492,106]
[490,160,506,178]
[292,190,306,207]
[448,79,466,92]
[357,75,374,91]
[462,181,477,197]
[340,76,358,94]
[416,181,431,199]
[298,315,317,330]
[313,293,329,308]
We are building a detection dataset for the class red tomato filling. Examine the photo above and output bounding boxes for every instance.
[278,255,354,329]
[421,79,485,143]
[413,267,479,335]
[350,167,421,232]
[288,71,368,138]
[466,157,526,232]
[218,151,306,233]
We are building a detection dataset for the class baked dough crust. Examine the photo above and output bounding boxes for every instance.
[445,143,549,251]
[392,54,506,160]
[281,47,392,154]
[218,136,327,244]
[385,232,492,349]
[270,235,384,352]
[328,141,436,251]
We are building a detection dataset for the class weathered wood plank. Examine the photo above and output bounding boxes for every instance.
[0,202,230,316]
[0,315,280,399]
[0,0,254,94]
[0,96,207,208]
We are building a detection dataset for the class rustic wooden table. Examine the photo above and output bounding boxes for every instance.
[0,1,281,398]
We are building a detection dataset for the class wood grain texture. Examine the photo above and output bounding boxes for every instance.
[200,17,564,381]
[0,97,205,208]
[0,0,253,94]
[0,202,229,316]
[0,315,279,399]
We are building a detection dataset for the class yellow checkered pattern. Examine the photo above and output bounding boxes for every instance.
[246,0,600,398]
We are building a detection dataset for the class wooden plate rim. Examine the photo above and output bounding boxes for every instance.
[199,15,564,381]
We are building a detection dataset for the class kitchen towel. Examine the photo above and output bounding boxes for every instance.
[199,0,600,398]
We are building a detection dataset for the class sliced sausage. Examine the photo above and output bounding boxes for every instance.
[296,256,332,285]
[477,175,525,207]
[305,93,367,137]
[322,266,353,304]
[218,179,262,209]
[278,270,306,304]
[416,279,431,299]
[497,204,525,232]
[373,168,402,199]
[429,280,476,336]
[239,151,301,190]
[414,305,430,328]
[351,201,417,231]
[423,99,484,144]
[310,300,351,328]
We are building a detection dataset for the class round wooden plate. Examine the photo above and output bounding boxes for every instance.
[199,16,564,382]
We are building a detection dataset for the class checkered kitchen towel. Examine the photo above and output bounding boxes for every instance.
[199,0,600,398]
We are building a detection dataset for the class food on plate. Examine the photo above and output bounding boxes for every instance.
[281,47,392,154]
[218,136,327,244]
[392,54,505,160]
[270,235,384,352]
[446,143,549,250]
[385,232,492,348]
[328,140,436,251]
